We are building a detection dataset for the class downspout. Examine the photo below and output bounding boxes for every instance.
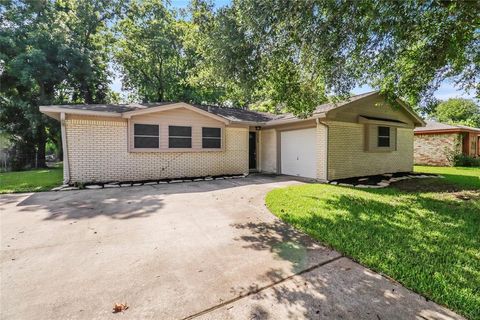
[316,118,329,181]
[60,112,70,184]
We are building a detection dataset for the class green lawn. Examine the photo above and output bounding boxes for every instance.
[0,166,63,194]
[266,166,480,319]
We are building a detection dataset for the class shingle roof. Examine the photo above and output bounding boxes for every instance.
[42,91,419,125]
[44,102,174,114]
[266,91,379,121]
[193,104,274,122]
[414,120,480,133]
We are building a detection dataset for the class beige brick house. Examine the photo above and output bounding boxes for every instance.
[414,120,480,166]
[40,91,425,184]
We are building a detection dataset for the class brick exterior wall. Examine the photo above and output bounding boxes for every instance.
[327,121,414,180]
[414,133,461,166]
[65,118,248,183]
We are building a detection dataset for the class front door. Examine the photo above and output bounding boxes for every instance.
[249,132,257,170]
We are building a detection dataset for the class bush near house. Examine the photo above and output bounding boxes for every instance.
[266,166,480,319]
[452,153,480,167]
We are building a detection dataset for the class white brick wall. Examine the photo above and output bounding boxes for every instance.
[327,121,414,180]
[65,118,248,183]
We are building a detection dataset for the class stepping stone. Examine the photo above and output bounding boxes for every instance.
[194,178,204,182]
[61,187,79,191]
[170,180,183,183]
[144,182,157,185]
[330,181,338,185]
[86,185,102,189]
[104,184,120,188]
[120,183,131,187]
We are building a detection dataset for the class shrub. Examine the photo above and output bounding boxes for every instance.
[452,154,480,167]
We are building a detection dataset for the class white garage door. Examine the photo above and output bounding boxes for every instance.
[280,128,317,178]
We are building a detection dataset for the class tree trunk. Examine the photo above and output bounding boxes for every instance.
[36,124,47,168]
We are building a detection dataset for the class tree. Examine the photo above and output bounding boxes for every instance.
[0,0,122,169]
[202,0,479,114]
[114,0,190,102]
[433,98,480,127]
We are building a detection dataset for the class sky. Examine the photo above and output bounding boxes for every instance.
[109,0,477,102]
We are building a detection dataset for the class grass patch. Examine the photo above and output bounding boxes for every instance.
[415,165,480,190]
[266,167,480,319]
[0,166,63,194]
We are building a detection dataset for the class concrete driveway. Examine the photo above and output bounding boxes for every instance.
[0,175,462,320]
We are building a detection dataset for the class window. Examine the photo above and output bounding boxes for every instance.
[169,126,192,148]
[377,126,390,147]
[134,124,159,148]
[202,127,221,148]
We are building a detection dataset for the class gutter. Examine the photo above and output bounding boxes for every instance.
[60,113,70,184]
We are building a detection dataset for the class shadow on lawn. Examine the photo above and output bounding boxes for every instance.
[254,182,479,319]
[229,216,467,319]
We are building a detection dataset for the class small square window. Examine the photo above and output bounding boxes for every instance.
[169,126,192,148]
[134,124,159,148]
[377,126,390,147]
[202,127,221,149]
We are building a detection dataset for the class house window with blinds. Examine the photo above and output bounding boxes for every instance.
[169,126,192,148]
[133,124,159,148]
[202,127,222,148]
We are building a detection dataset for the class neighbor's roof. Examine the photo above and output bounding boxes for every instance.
[40,91,423,125]
[414,120,480,134]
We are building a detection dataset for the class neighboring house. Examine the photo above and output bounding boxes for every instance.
[40,91,425,184]
[414,120,480,166]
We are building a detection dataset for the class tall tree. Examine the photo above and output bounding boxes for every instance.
[114,0,188,102]
[203,0,479,114]
[0,0,122,168]
[433,98,480,127]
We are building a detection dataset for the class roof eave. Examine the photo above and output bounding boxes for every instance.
[121,102,231,124]
[39,106,122,118]
[263,113,325,127]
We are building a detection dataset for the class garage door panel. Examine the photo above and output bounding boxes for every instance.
[280,128,316,178]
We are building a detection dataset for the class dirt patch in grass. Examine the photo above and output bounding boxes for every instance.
[392,178,462,193]
[391,178,480,201]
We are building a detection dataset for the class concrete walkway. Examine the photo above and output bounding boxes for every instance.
[0,176,463,319]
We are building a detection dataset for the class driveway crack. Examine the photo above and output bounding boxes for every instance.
[180,254,343,320]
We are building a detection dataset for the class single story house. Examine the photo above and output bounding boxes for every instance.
[414,120,480,166]
[40,91,425,184]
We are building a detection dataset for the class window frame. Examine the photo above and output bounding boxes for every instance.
[133,123,160,149]
[364,124,397,152]
[168,125,193,149]
[202,127,222,149]
[377,126,391,148]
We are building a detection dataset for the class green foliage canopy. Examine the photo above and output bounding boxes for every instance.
[433,98,480,127]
